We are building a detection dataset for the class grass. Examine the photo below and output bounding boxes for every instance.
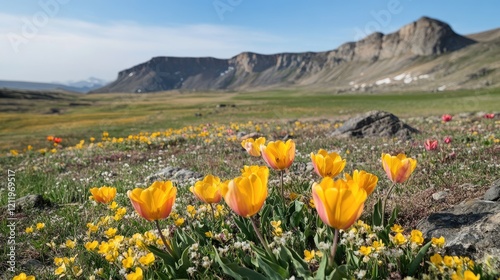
[1,87,500,152]
[0,88,499,279]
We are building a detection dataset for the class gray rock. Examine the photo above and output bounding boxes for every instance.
[13,195,52,211]
[331,111,419,139]
[239,132,262,140]
[146,166,203,187]
[484,179,500,201]
[417,199,500,259]
[432,190,449,201]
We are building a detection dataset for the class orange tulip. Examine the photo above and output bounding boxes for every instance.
[221,166,269,218]
[345,170,378,195]
[381,153,417,183]
[312,177,367,230]
[89,186,117,204]
[128,181,176,221]
[310,149,346,178]
[190,174,222,204]
[260,139,295,170]
[241,137,266,157]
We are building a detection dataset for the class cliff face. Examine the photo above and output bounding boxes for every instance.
[93,17,478,93]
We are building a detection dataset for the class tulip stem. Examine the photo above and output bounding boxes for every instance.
[250,217,275,262]
[381,182,397,227]
[209,203,217,222]
[154,220,173,255]
[280,169,285,198]
[329,228,339,267]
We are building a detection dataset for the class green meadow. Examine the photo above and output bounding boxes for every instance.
[1,88,499,152]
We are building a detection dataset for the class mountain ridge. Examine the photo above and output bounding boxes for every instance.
[93,17,497,93]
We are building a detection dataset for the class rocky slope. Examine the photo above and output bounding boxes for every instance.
[93,17,499,93]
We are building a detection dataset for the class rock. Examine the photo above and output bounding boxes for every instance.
[146,166,203,187]
[432,190,449,201]
[331,111,419,139]
[417,199,500,259]
[14,195,52,211]
[239,132,262,140]
[484,179,500,201]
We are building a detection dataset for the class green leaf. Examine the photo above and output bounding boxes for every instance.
[372,198,383,227]
[147,244,175,265]
[330,264,349,280]
[253,254,289,280]
[315,255,328,280]
[260,204,272,232]
[283,246,311,278]
[387,206,399,229]
[234,216,255,241]
[214,248,268,280]
[407,241,432,276]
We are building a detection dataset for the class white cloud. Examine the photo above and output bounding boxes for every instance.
[0,12,286,83]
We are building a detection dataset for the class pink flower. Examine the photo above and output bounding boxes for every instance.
[444,136,452,144]
[484,113,495,119]
[424,139,438,151]
[441,114,452,122]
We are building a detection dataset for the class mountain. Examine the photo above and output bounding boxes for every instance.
[64,77,108,92]
[92,17,499,93]
[0,77,108,93]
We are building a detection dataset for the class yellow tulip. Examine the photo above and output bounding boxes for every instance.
[312,177,367,230]
[241,137,266,157]
[127,181,176,221]
[345,170,378,195]
[13,272,35,280]
[89,186,117,204]
[190,174,222,204]
[463,270,480,280]
[260,139,295,170]
[221,166,269,218]
[381,153,417,183]
[240,165,269,187]
[310,149,346,178]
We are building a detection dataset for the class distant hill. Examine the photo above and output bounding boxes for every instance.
[92,17,499,94]
[0,77,108,93]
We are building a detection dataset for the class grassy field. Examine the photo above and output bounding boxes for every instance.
[1,87,500,152]
[0,88,499,279]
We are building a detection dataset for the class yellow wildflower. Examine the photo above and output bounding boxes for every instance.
[36,223,45,230]
[431,236,445,247]
[139,253,155,266]
[359,246,372,256]
[25,227,34,234]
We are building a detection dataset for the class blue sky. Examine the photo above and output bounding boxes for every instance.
[1,0,499,83]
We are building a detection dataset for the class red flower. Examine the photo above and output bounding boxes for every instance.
[441,114,452,122]
[444,136,452,144]
[53,137,62,144]
[484,113,495,119]
[424,139,438,151]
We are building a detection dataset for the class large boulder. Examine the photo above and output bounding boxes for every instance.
[417,199,500,259]
[332,111,419,139]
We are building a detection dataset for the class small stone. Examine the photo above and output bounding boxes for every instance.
[432,190,449,201]
[484,179,500,201]
[306,162,314,172]
[239,132,262,140]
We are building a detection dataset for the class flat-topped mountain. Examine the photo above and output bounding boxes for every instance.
[93,17,498,93]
